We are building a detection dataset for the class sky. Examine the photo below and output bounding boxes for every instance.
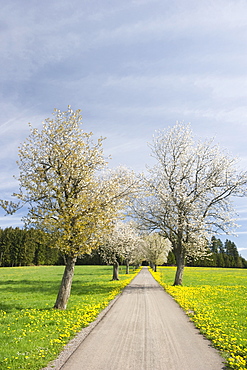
[1,0,247,258]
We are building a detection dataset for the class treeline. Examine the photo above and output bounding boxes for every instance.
[0,227,107,267]
[166,236,247,268]
[0,227,59,267]
[1,227,247,268]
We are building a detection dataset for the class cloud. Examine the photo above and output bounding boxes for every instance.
[0,215,24,228]
[1,0,247,236]
[194,76,247,105]
[2,0,246,87]
[92,0,247,47]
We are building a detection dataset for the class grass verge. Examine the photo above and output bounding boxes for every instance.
[150,266,247,370]
[0,265,139,370]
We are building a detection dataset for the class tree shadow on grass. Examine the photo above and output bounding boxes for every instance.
[0,279,60,294]
[0,279,118,295]
[71,280,118,296]
[0,302,24,312]
[0,301,66,313]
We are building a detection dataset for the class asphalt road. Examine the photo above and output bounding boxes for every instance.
[56,267,226,370]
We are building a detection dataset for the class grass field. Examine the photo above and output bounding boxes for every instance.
[151,266,247,370]
[0,265,139,370]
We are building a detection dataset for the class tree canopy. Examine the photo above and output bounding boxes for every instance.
[144,233,171,271]
[132,123,247,285]
[9,107,138,309]
[1,114,247,297]
[100,221,143,279]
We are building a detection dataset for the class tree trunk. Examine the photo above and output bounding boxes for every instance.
[126,259,129,274]
[150,262,156,271]
[112,261,119,280]
[54,255,77,309]
[173,247,185,286]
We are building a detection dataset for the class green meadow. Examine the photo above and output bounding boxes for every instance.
[2,265,247,370]
[0,265,138,370]
[152,267,247,370]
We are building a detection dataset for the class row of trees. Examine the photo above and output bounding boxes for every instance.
[1,107,247,309]
[99,222,172,278]
[0,224,172,278]
[1,227,245,270]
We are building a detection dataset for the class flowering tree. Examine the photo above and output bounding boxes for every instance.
[128,239,146,269]
[100,221,143,279]
[121,222,145,274]
[132,123,247,285]
[144,233,171,272]
[10,107,137,309]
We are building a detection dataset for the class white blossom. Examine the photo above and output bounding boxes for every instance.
[132,122,247,284]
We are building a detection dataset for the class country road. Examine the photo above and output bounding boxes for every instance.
[49,267,226,370]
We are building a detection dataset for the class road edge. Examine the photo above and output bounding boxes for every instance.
[42,270,141,370]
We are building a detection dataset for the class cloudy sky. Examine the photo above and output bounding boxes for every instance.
[1,0,247,257]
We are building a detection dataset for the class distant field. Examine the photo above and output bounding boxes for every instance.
[152,266,247,370]
[0,265,138,370]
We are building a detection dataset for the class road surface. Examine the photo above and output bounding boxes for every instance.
[54,267,226,370]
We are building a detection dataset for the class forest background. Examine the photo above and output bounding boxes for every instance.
[1,227,246,269]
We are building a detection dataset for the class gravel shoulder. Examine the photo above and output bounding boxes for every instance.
[44,267,226,370]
